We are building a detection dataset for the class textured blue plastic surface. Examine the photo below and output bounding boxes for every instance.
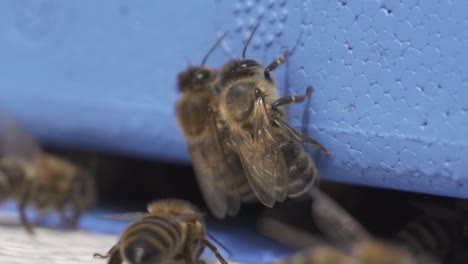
[1,0,468,198]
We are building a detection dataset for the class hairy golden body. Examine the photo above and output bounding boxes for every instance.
[217,55,328,207]
[95,199,228,264]
[0,111,95,234]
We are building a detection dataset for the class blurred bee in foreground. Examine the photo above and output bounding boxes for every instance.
[266,189,440,264]
[393,199,468,264]
[176,33,255,219]
[217,24,330,207]
[273,241,421,264]
[94,199,229,264]
[0,110,95,234]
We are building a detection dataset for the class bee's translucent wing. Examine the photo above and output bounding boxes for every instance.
[0,110,42,162]
[309,188,371,246]
[189,109,241,219]
[233,96,288,207]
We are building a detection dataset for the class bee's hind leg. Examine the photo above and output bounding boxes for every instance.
[18,185,34,235]
[58,207,76,229]
[264,50,289,83]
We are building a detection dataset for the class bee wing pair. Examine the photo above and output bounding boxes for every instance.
[189,110,242,218]
[0,110,42,164]
[233,96,288,207]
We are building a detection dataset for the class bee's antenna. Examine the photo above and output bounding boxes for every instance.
[242,23,260,58]
[201,32,229,66]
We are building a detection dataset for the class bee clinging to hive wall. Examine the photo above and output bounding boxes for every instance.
[176,32,256,219]
[94,199,229,264]
[217,24,330,208]
[0,110,95,234]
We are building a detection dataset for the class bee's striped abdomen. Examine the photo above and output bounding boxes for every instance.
[281,141,317,197]
[121,215,184,264]
[395,216,459,261]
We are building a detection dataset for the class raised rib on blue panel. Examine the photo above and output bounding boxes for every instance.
[0,0,467,198]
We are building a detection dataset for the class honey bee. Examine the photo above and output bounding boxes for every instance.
[93,199,229,264]
[394,216,456,262]
[272,235,424,264]
[176,33,255,219]
[392,199,468,263]
[217,24,330,207]
[0,110,95,234]
[306,189,441,264]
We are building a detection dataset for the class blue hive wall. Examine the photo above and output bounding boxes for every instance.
[0,0,467,198]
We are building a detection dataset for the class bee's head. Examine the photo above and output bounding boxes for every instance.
[177,32,228,93]
[218,23,267,87]
[218,58,264,87]
[177,66,217,92]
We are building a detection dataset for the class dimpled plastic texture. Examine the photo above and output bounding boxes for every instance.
[0,0,467,198]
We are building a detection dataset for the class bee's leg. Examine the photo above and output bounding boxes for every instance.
[264,50,289,83]
[35,209,50,225]
[272,85,313,109]
[107,248,123,264]
[58,205,80,229]
[94,246,122,264]
[69,208,82,229]
[184,255,193,264]
[201,239,229,264]
[18,184,34,235]
[93,245,118,259]
[271,85,330,157]
[183,245,194,264]
[274,117,330,157]
[68,200,84,229]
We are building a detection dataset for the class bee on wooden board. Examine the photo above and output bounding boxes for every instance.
[217,24,330,207]
[0,110,95,234]
[176,32,256,219]
[93,199,229,264]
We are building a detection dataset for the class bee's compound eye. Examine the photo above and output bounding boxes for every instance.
[195,70,210,80]
[196,72,204,79]
[255,88,262,97]
[238,59,260,70]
